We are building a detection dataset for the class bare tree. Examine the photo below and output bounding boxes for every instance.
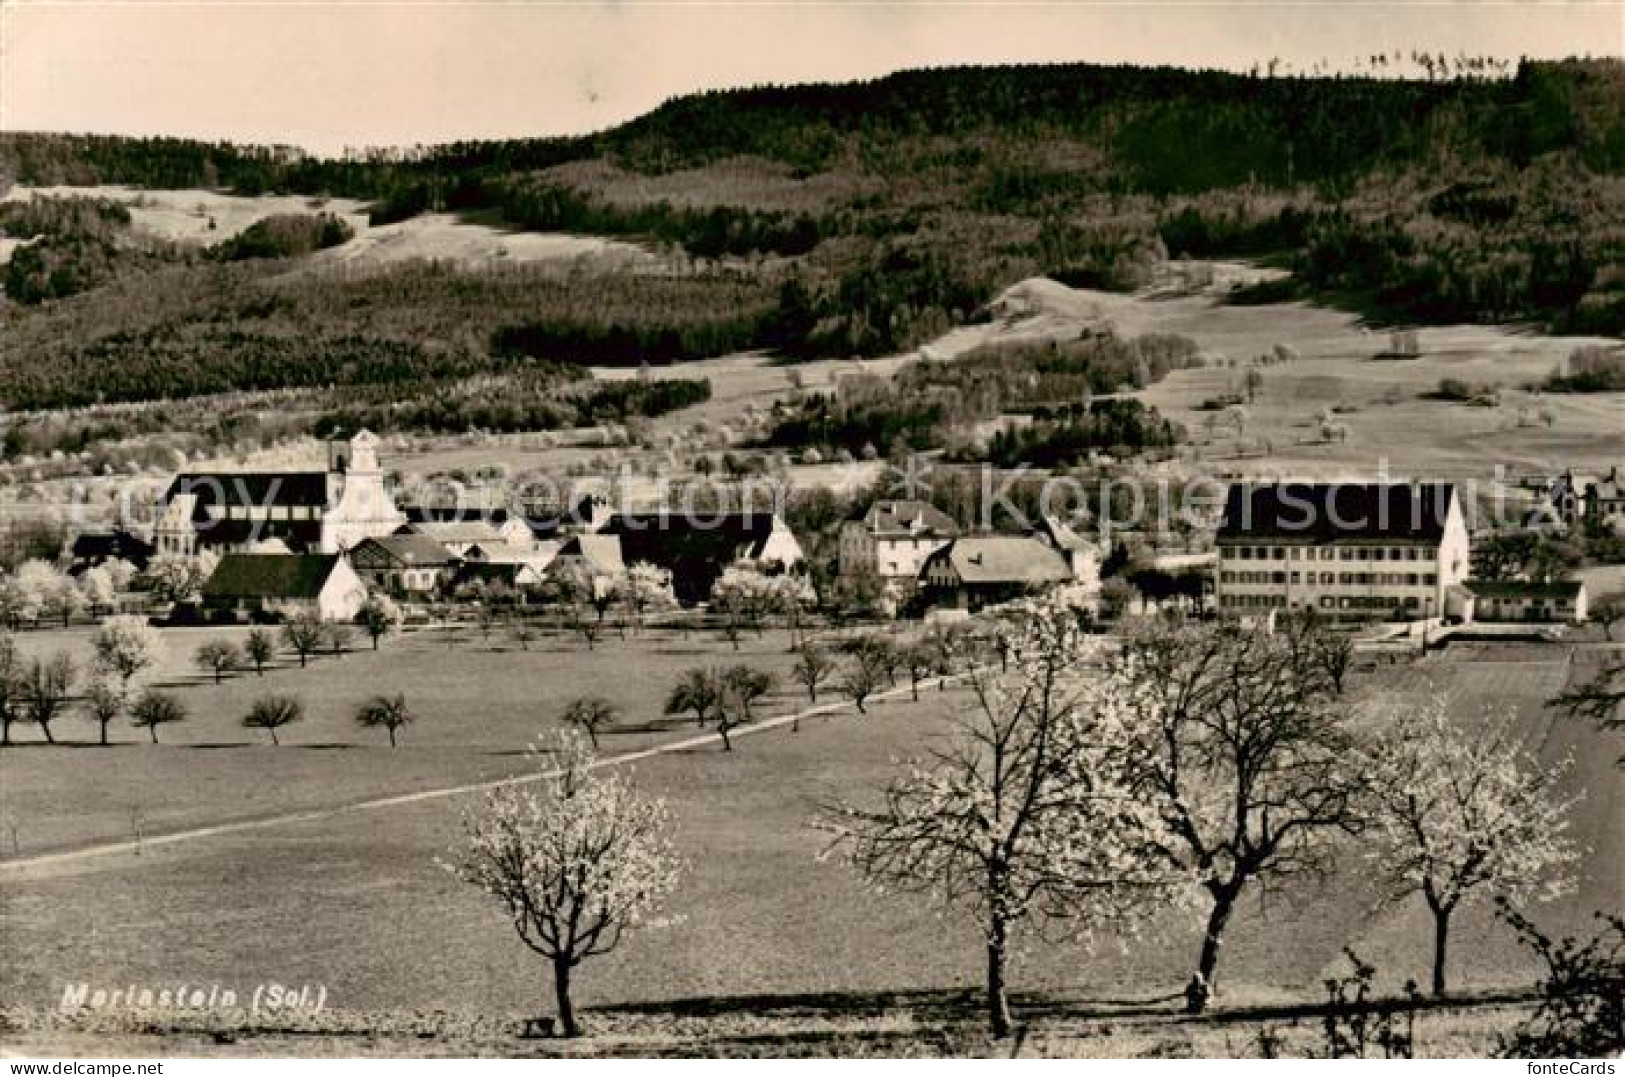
[282,613,324,668]
[0,631,21,746]
[838,638,891,715]
[791,641,834,713]
[563,696,620,750]
[244,694,303,745]
[449,732,681,1037]
[820,605,1182,1037]
[1118,620,1366,1011]
[355,693,413,747]
[23,653,75,744]
[83,678,123,746]
[194,639,241,684]
[244,628,275,676]
[1369,694,1579,997]
[130,690,187,744]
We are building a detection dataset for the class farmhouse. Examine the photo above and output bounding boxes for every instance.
[601,513,804,606]
[839,500,958,581]
[1214,482,1471,621]
[200,554,368,622]
[403,506,541,550]
[918,535,1074,611]
[1463,579,1589,624]
[398,520,508,558]
[348,533,456,596]
[1584,468,1625,533]
[1032,513,1102,587]
[154,430,405,557]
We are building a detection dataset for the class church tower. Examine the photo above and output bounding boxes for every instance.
[320,430,406,553]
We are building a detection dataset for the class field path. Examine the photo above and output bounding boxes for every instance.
[0,677,946,877]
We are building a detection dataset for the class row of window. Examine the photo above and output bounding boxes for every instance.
[1222,544,1431,563]
[206,504,322,521]
[1222,594,1422,611]
[1221,571,1437,587]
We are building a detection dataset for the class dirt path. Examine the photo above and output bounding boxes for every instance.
[0,677,948,877]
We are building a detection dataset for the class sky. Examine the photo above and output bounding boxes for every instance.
[2,1,1621,155]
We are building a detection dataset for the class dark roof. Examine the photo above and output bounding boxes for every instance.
[923,537,1073,585]
[1465,579,1585,600]
[191,518,325,552]
[202,555,346,600]
[69,530,153,566]
[352,533,454,567]
[600,513,783,604]
[166,472,329,513]
[1217,483,1457,543]
[856,499,959,537]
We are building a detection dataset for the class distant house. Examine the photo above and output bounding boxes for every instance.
[543,535,625,600]
[1214,483,1470,621]
[1464,579,1589,624]
[450,559,544,593]
[403,506,540,550]
[839,500,958,582]
[1031,513,1102,587]
[919,536,1074,611]
[600,513,804,606]
[1584,468,1625,534]
[348,533,455,596]
[399,520,508,558]
[200,554,368,622]
[66,529,153,575]
[154,430,405,556]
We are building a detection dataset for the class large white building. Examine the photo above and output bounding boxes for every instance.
[1215,483,1471,621]
[154,430,405,557]
[839,500,959,581]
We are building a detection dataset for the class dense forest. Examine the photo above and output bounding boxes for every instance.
[1,59,1621,411]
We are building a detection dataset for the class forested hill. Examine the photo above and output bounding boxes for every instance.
[1,60,1622,412]
[4,60,1621,196]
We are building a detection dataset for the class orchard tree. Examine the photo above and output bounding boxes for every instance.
[900,641,936,701]
[24,652,75,743]
[838,636,892,715]
[1118,620,1366,1010]
[91,615,162,699]
[355,693,412,747]
[1590,594,1624,642]
[281,613,324,667]
[792,641,834,705]
[326,621,355,655]
[820,604,1183,1037]
[1369,694,1580,997]
[244,628,275,675]
[717,666,775,751]
[356,594,401,650]
[0,632,19,745]
[449,732,682,1037]
[563,696,619,750]
[83,678,124,746]
[194,639,241,684]
[615,563,676,635]
[143,552,216,604]
[130,690,187,744]
[244,694,303,745]
[664,667,723,727]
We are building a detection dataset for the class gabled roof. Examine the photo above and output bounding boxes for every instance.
[857,499,959,537]
[599,513,789,603]
[1465,579,1585,600]
[924,537,1073,585]
[556,534,625,576]
[353,533,454,567]
[1217,483,1457,543]
[405,520,506,546]
[191,518,325,551]
[1034,513,1091,552]
[165,472,329,512]
[202,554,347,600]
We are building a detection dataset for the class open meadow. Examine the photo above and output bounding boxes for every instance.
[2,630,1618,1053]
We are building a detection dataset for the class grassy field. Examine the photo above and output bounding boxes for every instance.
[2,637,1618,1055]
[0,623,825,855]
